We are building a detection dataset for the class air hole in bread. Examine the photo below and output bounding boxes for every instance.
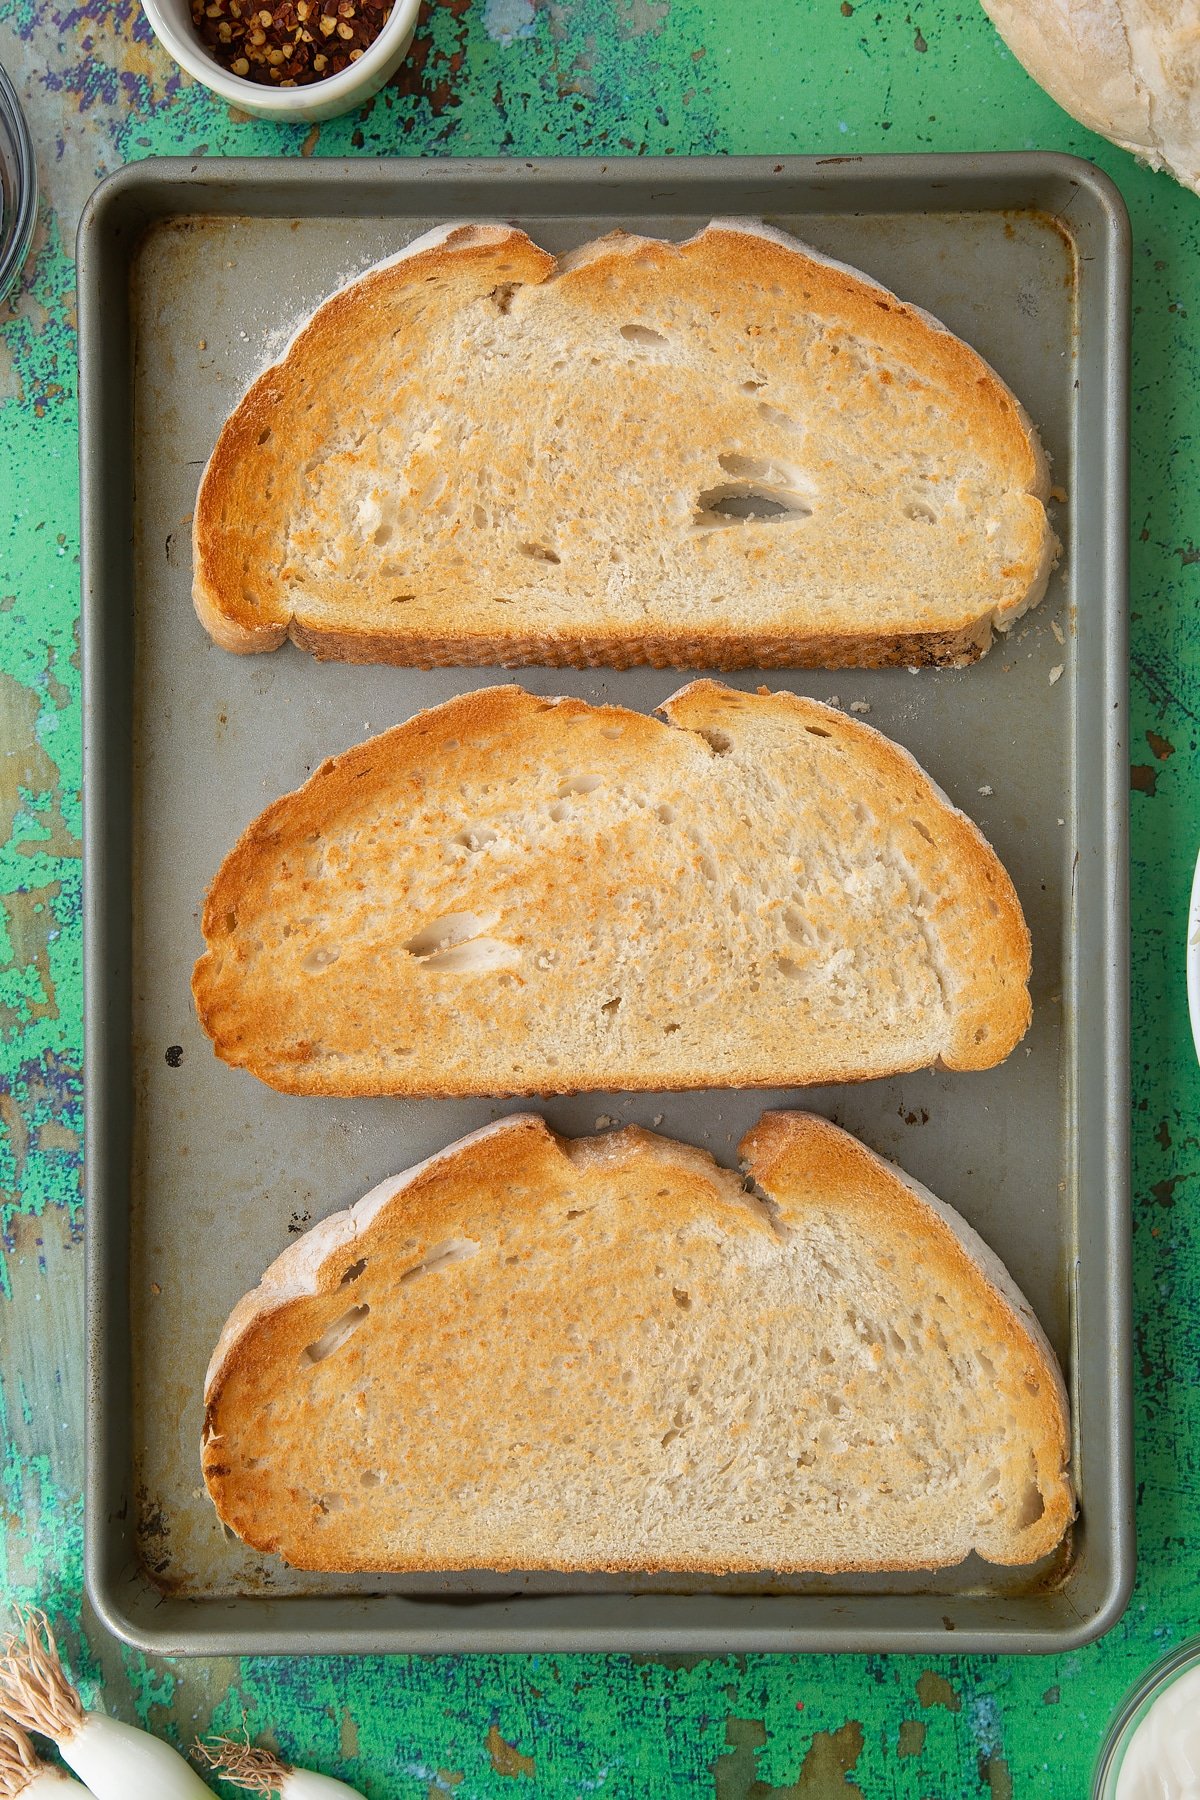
[974,1024,990,1045]
[904,501,938,524]
[360,1469,382,1488]
[910,818,935,846]
[256,426,272,446]
[663,1022,681,1035]
[620,323,667,346]
[672,1287,691,1310]
[403,912,492,958]
[548,802,569,823]
[241,587,260,609]
[421,938,518,973]
[774,954,804,980]
[757,400,800,431]
[1016,1479,1046,1529]
[601,996,622,1014]
[740,378,766,394]
[557,774,603,796]
[698,727,732,756]
[340,1258,367,1286]
[782,906,806,942]
[698,853,718,883]
[519,542,562,564]
[301,1304,369,1366]
[302,945,340,973]
[805,725,831,738]
[693,483,812,528]
[655,802,676,824]
[452,825,498,851]
[389,594,414,605]
[374,521,394,547]
[400,1237,480,1283]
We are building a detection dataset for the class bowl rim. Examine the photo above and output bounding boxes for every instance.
[0,62,37,302]
[1092,1638,1200,1796]
[138,0,422,111]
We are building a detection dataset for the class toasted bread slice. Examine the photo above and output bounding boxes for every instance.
[192,220,1056,669]
[192,682,1031,1096]
[201,1112,1073,1573]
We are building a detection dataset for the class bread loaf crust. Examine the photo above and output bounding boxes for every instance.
[192,220,1057,669]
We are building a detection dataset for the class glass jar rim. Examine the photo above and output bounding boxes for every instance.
[1093,1639,1200,1797]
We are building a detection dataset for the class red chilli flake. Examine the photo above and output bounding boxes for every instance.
[190,0,393,85]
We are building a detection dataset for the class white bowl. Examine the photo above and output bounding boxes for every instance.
[139,0,421,120]
[1188,847,1200,1066]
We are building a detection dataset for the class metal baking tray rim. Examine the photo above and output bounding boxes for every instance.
[80,150,1132,1656]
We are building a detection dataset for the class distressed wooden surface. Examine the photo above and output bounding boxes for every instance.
[1,0,1198,1793]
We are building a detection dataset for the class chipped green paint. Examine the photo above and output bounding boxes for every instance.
[2,0,1200,1794]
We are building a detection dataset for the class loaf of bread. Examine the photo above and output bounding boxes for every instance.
[192,219,1056,669]
[201,1111,1074,1573]
[982,0,1200,195]
[192,682,1032,1096]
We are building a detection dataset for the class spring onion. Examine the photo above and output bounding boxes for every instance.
[196,1737,366,1797]
[0,1610,213,1800]
[0,1717,94,1796]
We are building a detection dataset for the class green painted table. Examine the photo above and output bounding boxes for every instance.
[1,1,1197,1793]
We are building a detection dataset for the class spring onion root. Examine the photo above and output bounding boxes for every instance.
[196,1737,366,1798]
[0,1609,214,1800]
[0,1715,92,1796]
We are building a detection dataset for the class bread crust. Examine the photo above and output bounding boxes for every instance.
[192,220,1057,669]
[191,682,1032,1095]
[201,1111,1074,1574]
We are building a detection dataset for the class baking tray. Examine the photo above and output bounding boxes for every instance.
[80,153,1131,1655]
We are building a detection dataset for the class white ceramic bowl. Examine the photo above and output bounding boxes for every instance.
[139,0,421,120]
[1188,847,1200,1066]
